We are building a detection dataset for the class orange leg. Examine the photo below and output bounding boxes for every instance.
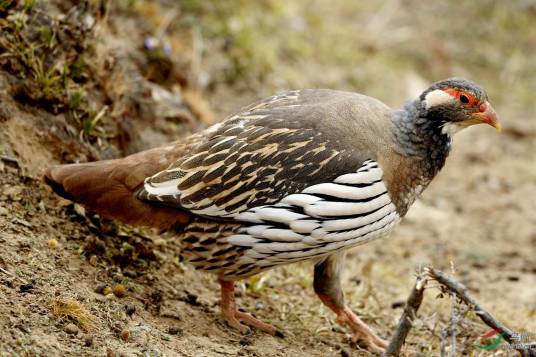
[219,279,284,337]
[314,254,387,351]
[317,293,387,350]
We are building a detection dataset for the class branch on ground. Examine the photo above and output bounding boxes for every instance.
[427,267,536,357]
[383,271,427,356]
[383,267,536,357]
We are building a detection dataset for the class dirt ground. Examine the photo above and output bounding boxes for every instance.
[1,1,535,356]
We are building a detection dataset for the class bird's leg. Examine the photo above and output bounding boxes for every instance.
[314,253,387,351]
[219,278,283,337]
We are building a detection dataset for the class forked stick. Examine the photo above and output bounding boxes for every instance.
[383,267,536,357]
[426,267,536,357]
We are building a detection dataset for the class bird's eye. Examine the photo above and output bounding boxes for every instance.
[459,94,469,104]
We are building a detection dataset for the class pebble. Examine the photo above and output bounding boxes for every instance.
[340,349,350,357]
[125,303,136,316]
[184,291,199,306]
[239,334,253,346]
[84,335,93,346]
[391,300,405,309]
[168,326,183,336]
[122,269,138,278]
[94,283,107,294]
[64,323,79,335]
[120,329,130,341]
[88,255,97,266]
[19,283,34,293]
[0,206,8,215]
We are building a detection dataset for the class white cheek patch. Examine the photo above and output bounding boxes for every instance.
[424,89,455,109]
[441,122,463,136]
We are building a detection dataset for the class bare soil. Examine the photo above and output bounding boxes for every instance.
[1,1,535,356]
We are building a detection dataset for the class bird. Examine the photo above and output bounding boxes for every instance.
[44,77,499,351]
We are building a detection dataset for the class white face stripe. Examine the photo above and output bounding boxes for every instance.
[424,89,455,109]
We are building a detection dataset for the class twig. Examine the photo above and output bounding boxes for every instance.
[0,266,29,285]
[383,273,427,356]
[1,155,20,167]
[426,267,536,357]
[440,328,448,357]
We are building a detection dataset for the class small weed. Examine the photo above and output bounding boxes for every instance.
[0,0,105,135]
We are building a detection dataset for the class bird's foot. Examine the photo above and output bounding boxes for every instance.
[222,307,283,337]
[336,306,387,351]
[219,279,284,337]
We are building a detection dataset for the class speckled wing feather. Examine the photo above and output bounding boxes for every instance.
[136,90,402,277]
[138,90,364,218]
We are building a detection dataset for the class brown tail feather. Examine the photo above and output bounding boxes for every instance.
[44,143,192,230]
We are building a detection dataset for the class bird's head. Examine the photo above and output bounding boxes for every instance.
[420,77,500,136]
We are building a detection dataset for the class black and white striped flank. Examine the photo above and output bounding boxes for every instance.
[224,160,400,272]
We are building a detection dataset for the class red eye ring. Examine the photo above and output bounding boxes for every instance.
[443,89,478,107]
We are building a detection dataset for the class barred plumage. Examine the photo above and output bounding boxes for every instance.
[175,159,400,279]
[45,78,499,350]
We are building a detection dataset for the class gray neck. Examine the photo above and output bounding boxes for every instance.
[391,100,452,179]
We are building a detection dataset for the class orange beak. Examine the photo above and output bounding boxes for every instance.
[475,101,501,131]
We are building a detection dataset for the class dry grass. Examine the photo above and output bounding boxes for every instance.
[50,297,97,332]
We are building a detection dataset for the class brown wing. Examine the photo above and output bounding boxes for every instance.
[138,90,365,218]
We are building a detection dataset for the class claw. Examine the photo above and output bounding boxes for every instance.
[219,279,283,337]
[337,306,387,351]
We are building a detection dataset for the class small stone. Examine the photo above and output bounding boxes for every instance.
[94,284,107,294]
[0,206,8,215]
[84,335,93,346]
[48,239,58,249]
[239,333,253,346]
[19,283,34,293]
[88,255,97,266]
[168,326,182,336]
[120,329,130,341]
[122,269,137,278]
[73,204,86,217]
[184,291,199,306]
[391,300,405,309]
[154,238,167,246]
[125,303,136,316]
[113,284,127,298]
[340,349,350,357]
[64,323,79,335]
